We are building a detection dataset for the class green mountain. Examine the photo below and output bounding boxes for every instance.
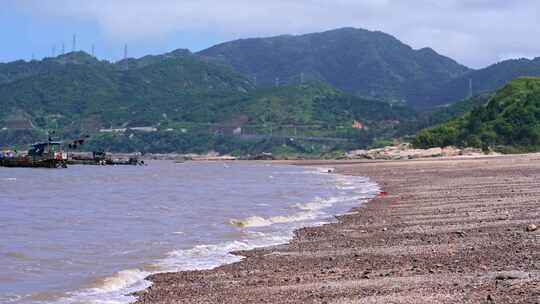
[416,93,492,128]
[199,27,470,107]
[432,57,540,106]
[82,83,417,154]
[0,51,417,154]
[0,50,252,131]
[3,27,540,154]
[413,77,540,151]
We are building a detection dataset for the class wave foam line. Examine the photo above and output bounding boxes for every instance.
[228,210,322,228]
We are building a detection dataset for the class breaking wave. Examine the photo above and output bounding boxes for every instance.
[228,211,321,228]
[158,233,291,272]
[52,269,151,304]
[36,165,379,304]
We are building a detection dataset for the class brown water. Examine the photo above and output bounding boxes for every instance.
[0,161,378,304]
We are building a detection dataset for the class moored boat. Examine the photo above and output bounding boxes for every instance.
[0,141,68,168]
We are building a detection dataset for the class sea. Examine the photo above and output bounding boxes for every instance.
[0,161,379,304]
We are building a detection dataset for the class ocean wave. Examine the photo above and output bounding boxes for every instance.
[294,196,338,211]
[90,269,150,294]
[0,294,22,303]
[272,167,335,175]
[158,234,291,272]
[228,211,321,228]
[45,165,380,304]
[54,269,151,304]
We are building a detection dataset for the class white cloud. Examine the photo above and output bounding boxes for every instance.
[7,0,540,68]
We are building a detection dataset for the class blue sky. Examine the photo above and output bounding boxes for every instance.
[0,5,224,63]
[1,0,539,68]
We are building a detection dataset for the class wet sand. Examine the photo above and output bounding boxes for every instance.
[135,155,540,303]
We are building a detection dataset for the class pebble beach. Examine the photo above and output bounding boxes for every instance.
[135,155,540,303]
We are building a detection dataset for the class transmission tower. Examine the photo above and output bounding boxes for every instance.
[72,34,77,52]
[124,44,129,70]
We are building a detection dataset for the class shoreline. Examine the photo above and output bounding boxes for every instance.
[135,155,540,303]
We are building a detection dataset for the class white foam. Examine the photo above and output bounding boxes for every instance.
[93,269,150,294]
[49,165,380,304]
[158,234,292,272]
[294,196,337,211]
[229,216,273,228]
[54,269,151,304]
[228,211,321,228]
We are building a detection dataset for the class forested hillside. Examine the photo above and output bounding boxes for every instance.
[3,27,540,155]
[433,57,540,105]
[0,51,416,155]
[200,27,470,107]
[414,77,540,152]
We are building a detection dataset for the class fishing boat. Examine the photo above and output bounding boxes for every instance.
[67,151,143,166]
[0,141,68,168]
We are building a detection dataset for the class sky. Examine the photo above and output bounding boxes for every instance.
[1,0,539,68]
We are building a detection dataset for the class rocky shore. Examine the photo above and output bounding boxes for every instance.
[135,154,539,303]
[345,144,500,160]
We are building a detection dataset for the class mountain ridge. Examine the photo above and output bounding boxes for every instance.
[199,27,471,107]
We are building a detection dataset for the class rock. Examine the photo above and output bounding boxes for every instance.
[526,224,538,232]
[455,231,467,237]
[495,271,529,280]
[382,227,388,232]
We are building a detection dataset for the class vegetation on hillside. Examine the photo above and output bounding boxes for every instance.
[0,51,418,155]
[200,27,470,107]
[3,27,540,155]
[433,57,540,106]
[414,77,540,152]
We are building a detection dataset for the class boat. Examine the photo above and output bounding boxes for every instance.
[67,151,143,166]
[0,141,68,168]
